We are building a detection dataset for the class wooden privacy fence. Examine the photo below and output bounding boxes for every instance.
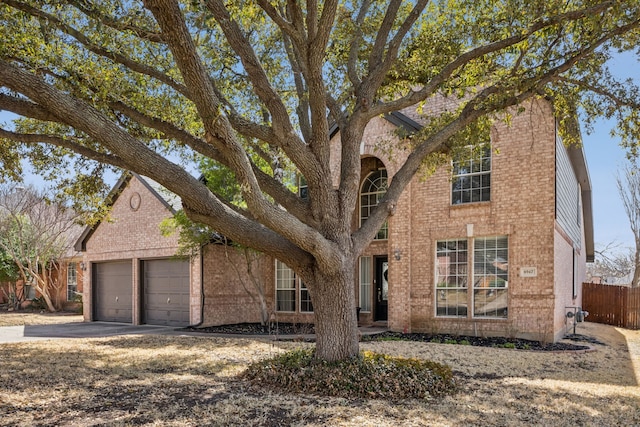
[582,282,640,329]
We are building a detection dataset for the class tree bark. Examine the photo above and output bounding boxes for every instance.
[633,240,640,288]
[308,262,360,361]
[33,281,56,312]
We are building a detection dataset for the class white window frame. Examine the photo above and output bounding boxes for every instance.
[434,236,509,319]
[67,262,77,301]
[359,256,372,312]
[360,169,388,240]
[275,260,313,313]
[452,145,491,205]
[298,175,308,200]
[275,260,296,312]
[472,236,508,319]
[299,280,313,313]
[435,239,468,317]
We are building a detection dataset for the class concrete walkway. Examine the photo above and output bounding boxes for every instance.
[0,321,388,344]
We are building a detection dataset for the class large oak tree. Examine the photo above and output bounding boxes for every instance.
[1,0,640,360]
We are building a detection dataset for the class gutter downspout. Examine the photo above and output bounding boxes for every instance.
[187,244,206,328]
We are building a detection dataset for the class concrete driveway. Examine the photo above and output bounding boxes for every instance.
[0,322,185,344]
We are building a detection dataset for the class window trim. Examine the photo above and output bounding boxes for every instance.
[275,260,296,313]
[434,235,509,320]
[360,169,388,240]
[451,145,492,205]
[359,256,372,313]
[472,236,509,319]
[275,260,313,313]
[298,175,308,200]
[67,262,78,302]
[299,280,313,313]
[435,239,468,318]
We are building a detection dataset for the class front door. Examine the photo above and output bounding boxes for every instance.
[375,256,388,321]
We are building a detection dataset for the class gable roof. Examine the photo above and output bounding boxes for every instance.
[73,172,180,251]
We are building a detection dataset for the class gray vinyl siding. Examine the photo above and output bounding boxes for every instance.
[555,137,582,247]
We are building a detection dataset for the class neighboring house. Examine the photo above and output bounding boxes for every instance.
[79,97,593,343]
[0,254,83,310]
[0,226,84,312]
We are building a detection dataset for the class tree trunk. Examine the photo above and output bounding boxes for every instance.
[632,244,640,288]
[33,274,57,312]
[309,265,360,361]
[34,284,56,312]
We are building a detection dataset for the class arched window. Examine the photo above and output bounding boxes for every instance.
[360,169,388,240]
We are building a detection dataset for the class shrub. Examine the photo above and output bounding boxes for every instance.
[243,348,457,400]
[30,296,48,311]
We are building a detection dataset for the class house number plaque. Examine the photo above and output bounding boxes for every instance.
[519,267,537,278]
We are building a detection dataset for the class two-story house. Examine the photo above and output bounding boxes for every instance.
[77,97,592,343]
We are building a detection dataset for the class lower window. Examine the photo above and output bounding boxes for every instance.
[435,236,508,318]
[436,240,468,317]
[473,236,508,318]
[67,262,78,301]
[275,260,313,313]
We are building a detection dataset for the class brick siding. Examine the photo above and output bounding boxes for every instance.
[344,98,588,341]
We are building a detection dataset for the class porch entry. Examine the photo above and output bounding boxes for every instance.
[375,256,388,321]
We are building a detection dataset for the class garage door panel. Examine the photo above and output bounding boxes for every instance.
[94,261,132,323]
[143,259,190,327]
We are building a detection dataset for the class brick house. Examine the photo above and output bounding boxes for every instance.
[0,255,83,311]
[78,97,593,342]
[1,228,84,312]
[75,173,270,326]
[267,97,593,342]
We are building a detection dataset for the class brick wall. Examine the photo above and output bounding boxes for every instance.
[201,244,274,326]
[350,98,575,340]
[82,175,186,324]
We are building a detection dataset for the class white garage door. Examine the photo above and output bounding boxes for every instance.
[143,259,190,326]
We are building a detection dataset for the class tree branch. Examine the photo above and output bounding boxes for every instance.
[366,0,622,119]
[0,94,61,123]
[0,128,129,169]
[65,0,165,43]
[347,0,371,87]
[1,0,189,97]
[555,76,640,109]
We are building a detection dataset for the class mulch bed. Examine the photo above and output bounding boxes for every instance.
[185,322,595,351]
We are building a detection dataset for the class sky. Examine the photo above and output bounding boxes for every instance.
[581,51,639,251]
[1,53,639,254]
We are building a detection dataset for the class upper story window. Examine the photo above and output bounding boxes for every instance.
[360,169,388,240]
[452,145,491,205]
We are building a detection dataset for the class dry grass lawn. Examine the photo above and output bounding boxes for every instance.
[0,311,83,327]
[0,314,639,426]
